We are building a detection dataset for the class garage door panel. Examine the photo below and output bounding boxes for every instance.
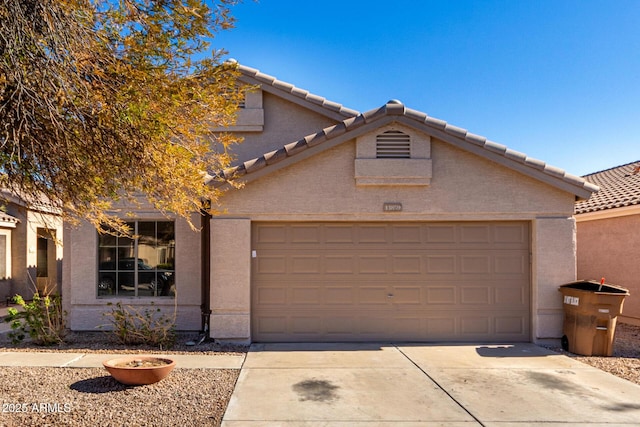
[255,287,287,305]
[291,256,321,273]
[495,254,528,274]
[326,316,355,334]
[358,225,388,243]
[494,224,528,243]
[359,256,389,274]
[291,225,321,243]
[252,222,530,342]
[426,255,457,274]
[495,316,526,335]
[326,287,355,304]
[291,316,321,333]
[255,256,287,274]
[495,286,527,305]
[325,225,355,242]
[325,255,355,273]
[359,286,390,305]
[425,225,457,243]
[460,255,491,274]
[426,286,457,304]
[460,225,491,243]
[460,316,490,335]
[460,287,491,304]
[392,225,422,243]
[392,256,422,273]
[291,287,321,304]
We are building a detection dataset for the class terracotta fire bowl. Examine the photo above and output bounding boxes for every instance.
[103,356,176,386]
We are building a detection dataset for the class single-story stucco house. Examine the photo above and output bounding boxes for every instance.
[575,161,640,326]
[62,64,598,344]
[0,191,64,303]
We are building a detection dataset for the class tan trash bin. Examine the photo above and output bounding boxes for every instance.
[559,280,630,356]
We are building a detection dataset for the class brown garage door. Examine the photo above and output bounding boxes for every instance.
[251,222,530,342]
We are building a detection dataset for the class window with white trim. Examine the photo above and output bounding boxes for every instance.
[98,221,175,297]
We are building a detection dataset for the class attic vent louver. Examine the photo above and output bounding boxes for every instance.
[376,130,411,158]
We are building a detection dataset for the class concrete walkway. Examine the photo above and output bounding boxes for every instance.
[0,351,244,369]
[222,343,640,426]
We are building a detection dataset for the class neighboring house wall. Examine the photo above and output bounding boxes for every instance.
[0,220,16,302]
[4,203,63,299]
[576,212,640,325]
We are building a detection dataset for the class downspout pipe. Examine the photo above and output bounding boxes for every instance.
[200,202,212,335]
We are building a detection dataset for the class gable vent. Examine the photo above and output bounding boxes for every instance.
[376,130,411,158]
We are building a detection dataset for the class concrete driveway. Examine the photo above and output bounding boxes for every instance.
[222,343,640,426]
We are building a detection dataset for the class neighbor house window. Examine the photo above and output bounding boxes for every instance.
[0,234,7,279]
[98,221,175,298]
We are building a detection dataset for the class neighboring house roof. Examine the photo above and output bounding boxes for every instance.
[236,63,359,121]
[217,100,599,200]
[0,211,20,228]
[0,188,61,215]
[575,161,640,214]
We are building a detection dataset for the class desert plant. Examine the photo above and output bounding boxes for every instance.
[4,293,67,345]
[102,302,176,349]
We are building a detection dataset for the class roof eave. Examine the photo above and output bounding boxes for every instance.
[216,101,598,200]
[237,65,359,121]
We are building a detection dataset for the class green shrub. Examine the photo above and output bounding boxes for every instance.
[102,302,176,349]
[4,293,67,346]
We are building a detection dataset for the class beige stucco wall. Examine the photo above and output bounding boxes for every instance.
[577,213,640,325]
[532,217,577,340]
[210,218,251,339]
[64,213,202,331]
[212,130,578,343]
[63,121,580,342]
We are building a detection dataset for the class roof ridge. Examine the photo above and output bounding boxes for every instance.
[233,62,360,118]
[216,100,598,199]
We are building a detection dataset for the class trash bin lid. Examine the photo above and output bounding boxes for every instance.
[559,280,630,295]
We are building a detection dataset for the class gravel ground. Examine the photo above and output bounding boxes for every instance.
[547,322,640,386]
[0,331,246,427]
[0,324,638,426]
[0,367,238,426]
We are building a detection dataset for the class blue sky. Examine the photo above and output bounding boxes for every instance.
[213,0,639,176]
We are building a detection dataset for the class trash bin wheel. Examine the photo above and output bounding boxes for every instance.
[561,335,569,351]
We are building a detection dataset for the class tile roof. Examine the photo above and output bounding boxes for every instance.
[235,63,360,120]
[216,100,599,200]
[575,161,640,214]
[0,211,20,227]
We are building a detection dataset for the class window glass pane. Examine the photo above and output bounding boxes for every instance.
[36,236,48,277]
[98,271,115,296]
[98,247,117,269]
[97,220,175,298]
[137,269,156,297]
[157,222,175,269]
[118,271,135,296]
[99,233,116,246]
[117,222,135,248]
[0,235,6,279]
